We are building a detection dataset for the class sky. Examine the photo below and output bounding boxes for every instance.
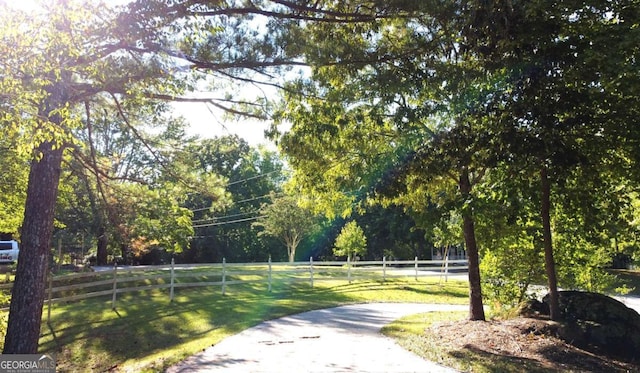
[8,0,284,149]
[172,101,277,148]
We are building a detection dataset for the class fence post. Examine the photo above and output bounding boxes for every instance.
[47,271,53,323]
[347,256,352,284]
[169,258,175,302]
[111,263,118,310]
[268,256,272,292]
[382,256,386,282]
[309,257,314,288]
[414,256,418,281]
[222,258,227,295]
[444,254,449,282]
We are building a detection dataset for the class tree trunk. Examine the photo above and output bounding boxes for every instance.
[120,243,130,265]
[287,235,300,263]
[97,226,108,266]
[540,166,560,321]
[288,243,296,262]
[4,142,64,353]
[459,169,485,321]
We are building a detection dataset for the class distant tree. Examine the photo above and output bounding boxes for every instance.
[357,204,430,260]
[333,221,367,262]
[55,108,208,265]
[253,195,317,262]
[180,136,286,263]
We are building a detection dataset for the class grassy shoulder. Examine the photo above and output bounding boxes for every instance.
[31,277,468,372]
[382,311,471,371]
[382,311,569,372]
[382,270,640,373]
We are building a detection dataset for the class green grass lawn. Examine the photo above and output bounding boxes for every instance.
[29,277,469,372]
[382,311,471,370]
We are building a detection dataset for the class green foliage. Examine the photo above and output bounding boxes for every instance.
[356,204,432,261]
[553,222,619,293]
[480,249,543,308]
[53,107,218,264]
[333,221,367,261]
[112,182,194,254]
[1,0,638,346]
[273,1,497,320]
[180,136,287,263]
[0,134,27,235]
[253,195,318,262]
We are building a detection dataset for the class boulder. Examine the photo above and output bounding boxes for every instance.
[541,291,640,360]
[517,298,549,317]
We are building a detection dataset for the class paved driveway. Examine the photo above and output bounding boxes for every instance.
[167,303,466,373]
[615,295,640,314]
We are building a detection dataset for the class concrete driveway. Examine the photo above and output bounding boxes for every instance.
[166,303,466,373]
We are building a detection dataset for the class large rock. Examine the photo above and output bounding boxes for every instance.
[542,291,640,360]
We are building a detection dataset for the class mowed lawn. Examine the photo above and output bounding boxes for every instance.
[26,277,469,372]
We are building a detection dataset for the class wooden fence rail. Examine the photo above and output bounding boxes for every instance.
[0,257,467,320]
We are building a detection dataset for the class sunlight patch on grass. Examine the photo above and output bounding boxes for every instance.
[382,311,470,370]
[21,277,471,372]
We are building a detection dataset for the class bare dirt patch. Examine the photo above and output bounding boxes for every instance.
[429,317,640,372]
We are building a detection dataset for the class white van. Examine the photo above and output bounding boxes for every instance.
[0,240,19,264]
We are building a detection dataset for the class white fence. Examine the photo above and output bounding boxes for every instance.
[0,257,467,320]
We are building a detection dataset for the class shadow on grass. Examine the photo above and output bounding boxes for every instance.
[449,346,552,373]
[300,280,469,299]
[39,279,468,372]
[447,342,638,373]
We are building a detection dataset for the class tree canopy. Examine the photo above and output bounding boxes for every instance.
[333,221,367,262]
[253,194,318,262]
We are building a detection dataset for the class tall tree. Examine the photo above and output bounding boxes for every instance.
[0,0,198,352]
[2,0,330,351]
[56,103,207,265]
[460,0,640,319]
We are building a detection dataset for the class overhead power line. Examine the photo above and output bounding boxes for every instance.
[191,210,260,223]
[192,215,267,228]
[227,170,290,186]
[233,193,275,204]
[188,192,281,213]
[190,205,217,213]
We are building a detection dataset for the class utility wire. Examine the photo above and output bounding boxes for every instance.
[190,205,218,213]
[233,193,277,204]
[192,215,267,228]
[191,210,260,223]
[227,170,290,186]
[188,192,281,213]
